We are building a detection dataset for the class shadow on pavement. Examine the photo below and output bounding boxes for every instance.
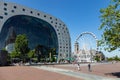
[105,72,120,78]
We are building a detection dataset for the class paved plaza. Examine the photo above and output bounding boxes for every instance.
[0,62,120,80]
[0,66,81,80]
[50,62,120,78]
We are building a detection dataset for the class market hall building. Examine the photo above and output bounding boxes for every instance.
[0,1,71,62]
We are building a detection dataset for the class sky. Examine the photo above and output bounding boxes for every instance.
[4,0,120,57]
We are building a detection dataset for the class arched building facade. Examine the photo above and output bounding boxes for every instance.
[0,1,71,62]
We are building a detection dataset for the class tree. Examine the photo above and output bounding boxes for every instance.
[107,55,120,61]
[114,55,120,61]
[10,50,20,58]
[99,0,120,52]
[28,50,35,59]
[95,56,100,62]
[107,57,114,61]
[35,45,43,62]
[49,48,56,62]
[14,34,29,62]
[27,49,36,64]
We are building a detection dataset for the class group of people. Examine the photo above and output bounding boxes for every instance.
[77,63,92,72]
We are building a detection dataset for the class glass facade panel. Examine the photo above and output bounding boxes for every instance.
[0,15,58,55]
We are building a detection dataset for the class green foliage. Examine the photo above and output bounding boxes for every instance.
[95,56,100,62]
[32,58,38,62]
[107,55,120,61]
[14,34,30,62]
[99,0,120,52]
[49,48,56,62]
[107,57,114,61]
[15,34,29,54]
[114,55,120,61]
[10,50,20,58]
[28,50,35,58]
[2,48,7,51]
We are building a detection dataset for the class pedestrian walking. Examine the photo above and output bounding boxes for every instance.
[88,63,91,72]
[77,63,81,71]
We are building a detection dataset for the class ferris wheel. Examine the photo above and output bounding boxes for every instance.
[76,32,98,51]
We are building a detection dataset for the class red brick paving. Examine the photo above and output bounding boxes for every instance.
[0,62,120,80]
[53,62,120,78]
[0,66,82,80]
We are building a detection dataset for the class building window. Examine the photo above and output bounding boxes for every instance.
[0,16,3,19]
[51,21,53,23]
[55,22,57,24]
[44,15,46,17]
[50,17,52,19]
[56,19,57,21]
[4,12,8,15]
[22,8,25,11]
[13,6,17,9]
[2,15,58,55]
[66,54,68,57]
[30,11,33,14]
[4,8,7,11]
[4,3,7,6]
[66,50,68,52]
[55,25,57,28]
[59,23,61,25]
[57,29,59,31]
[11,10,14,13]
[37,13,40,16]
[66,28,67,30]
[60,53,62,56]
[66,40,67,42]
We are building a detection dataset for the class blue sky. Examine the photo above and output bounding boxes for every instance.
[4,0,119,57]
